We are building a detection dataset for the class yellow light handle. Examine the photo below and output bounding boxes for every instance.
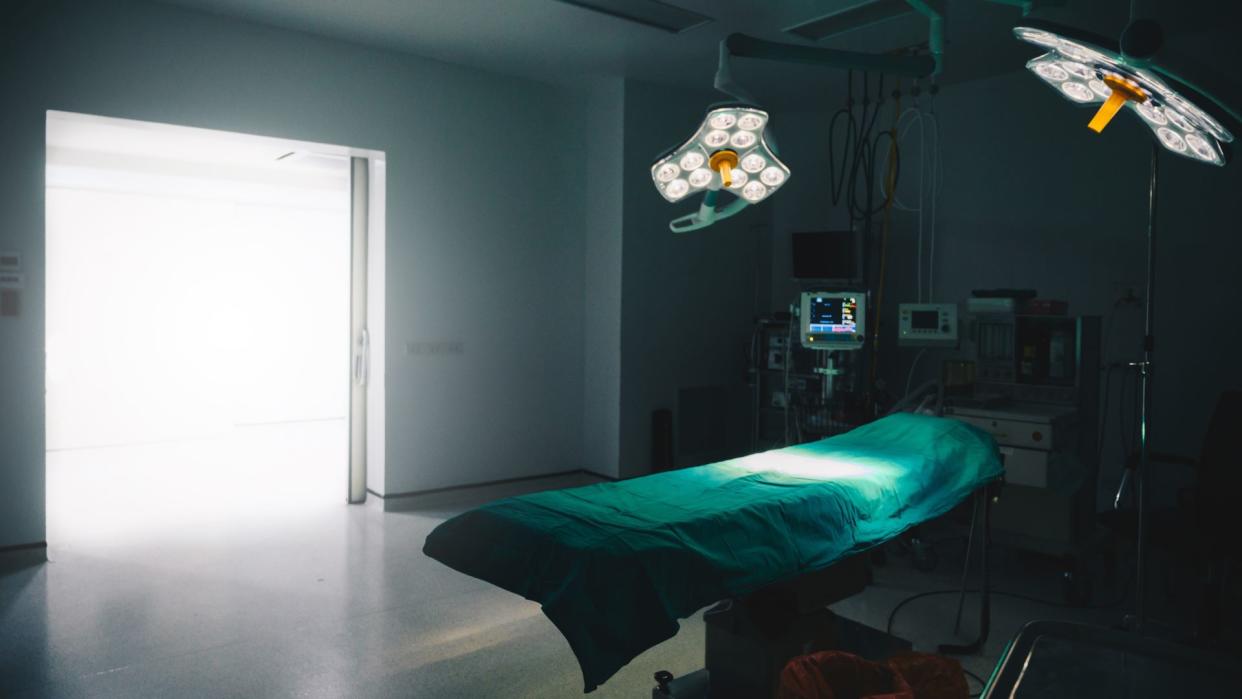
[1088,75,1148,134]
[708,150,739,189]
[1088,91,1128,133]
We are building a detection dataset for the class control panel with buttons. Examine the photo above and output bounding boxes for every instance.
[897,302,958,347]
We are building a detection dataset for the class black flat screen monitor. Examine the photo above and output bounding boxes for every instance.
[792,230,861,284]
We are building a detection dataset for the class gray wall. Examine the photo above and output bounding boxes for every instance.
[618,81,771,477]
[580,80,625,479]
[0,0,588,547]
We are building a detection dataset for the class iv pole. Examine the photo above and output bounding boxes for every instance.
[1131,143,1158,632]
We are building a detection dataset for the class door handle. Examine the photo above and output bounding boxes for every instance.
[354,327,370,386]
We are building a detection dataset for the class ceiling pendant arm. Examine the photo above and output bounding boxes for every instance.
[1150,61,1242,132]
[668,190,750,234]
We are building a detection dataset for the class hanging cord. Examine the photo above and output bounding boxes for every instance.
[828,72,859,206]
[829,73,898,223]
[927,88,941,302]
[878,82,941,304]
[916,88,924,303]
[868,83,902,413]
[784,315,795,446]
[905,348,928,399]
[849,74,894,222]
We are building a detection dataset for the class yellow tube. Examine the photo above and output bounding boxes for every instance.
[708,150,739,189]
[1088,91,1127,133]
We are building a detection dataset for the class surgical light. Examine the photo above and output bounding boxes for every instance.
[650,105,790,212]
[1014,23,1234,167]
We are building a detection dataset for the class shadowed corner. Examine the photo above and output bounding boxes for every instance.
[0,548,50,696]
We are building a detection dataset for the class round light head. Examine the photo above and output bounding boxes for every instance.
[1060,61,1092,80]
[1156,127,1186,153]
[1059,81,1095,103]
[741,153,766,173]
[708,112,736,130]
[741,181,767,202]
[1184,132,1221,163]
[1136,100,1166,125]
[679,151,705,171]
[688,168,713,188]
[1034,62,1069,82]
[665,178,690,199]
[1088,79,1112,98]
[656,163,679,183]
[703,130,730,148]
[737,113,765,131]
[760,167,786,186]
[730,130,756,149]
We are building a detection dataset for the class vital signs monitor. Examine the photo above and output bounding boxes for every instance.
[800,292,866,350]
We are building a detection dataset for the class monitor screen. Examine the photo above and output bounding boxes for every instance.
[807,295,858,334]
[911,309,940,330]
[792,231,859,281]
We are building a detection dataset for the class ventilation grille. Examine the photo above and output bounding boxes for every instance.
[786,0,913,41]
[554,0,712,34]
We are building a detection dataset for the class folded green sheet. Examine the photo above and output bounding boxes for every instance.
[423,413,1002,692]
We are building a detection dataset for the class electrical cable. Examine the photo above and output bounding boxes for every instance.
[867,84,902,414]
[905,348,928,399]
[927,106,940,302]
[963,668,985,698]
[784,313,795,446]
[1096,365,1116,468]
[885,576,1133,637]
[830,72,898,224]
[916,92,924,303]
[878,97,941,303]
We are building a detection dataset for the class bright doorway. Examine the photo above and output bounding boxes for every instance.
[45,112,380,544]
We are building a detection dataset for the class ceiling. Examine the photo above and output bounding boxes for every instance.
[150,1,1234,110]
[151,0,1061,107]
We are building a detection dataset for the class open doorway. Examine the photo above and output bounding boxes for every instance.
[45,112,380,544]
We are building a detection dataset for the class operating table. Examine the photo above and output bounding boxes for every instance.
[423,412,1003,692]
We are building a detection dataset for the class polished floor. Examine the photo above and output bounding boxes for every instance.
[2,449,1154,697]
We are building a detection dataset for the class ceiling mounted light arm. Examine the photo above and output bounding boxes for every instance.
[1147,60,1242,137]
[668,189,751,234]
[717,31,939,86]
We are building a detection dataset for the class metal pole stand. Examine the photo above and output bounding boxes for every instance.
[940,485,994,655]
[1123,143,1159,634]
